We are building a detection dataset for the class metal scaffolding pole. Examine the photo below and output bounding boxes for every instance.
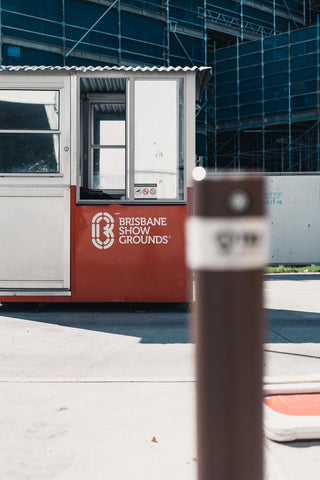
[172,27,195,65]
[204,0,208,167]
[62,0,66,65]
[309,0,312,25]
[236,37,241,170]
[65,0,119,58]
[214,41,217,171]
[204,0,207,66]
[0,0,2,66]
[118,0,122,64]
[166,0,170,67]
[240,0,244,42]
[261,30,265,171]
[288,23,292,170]
[317,16,320,170]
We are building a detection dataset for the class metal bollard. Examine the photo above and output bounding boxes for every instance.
[187,171,268,480]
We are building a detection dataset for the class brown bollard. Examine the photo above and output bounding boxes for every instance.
[187,171,267,480]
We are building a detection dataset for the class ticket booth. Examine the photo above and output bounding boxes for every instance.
[0,65,210,303]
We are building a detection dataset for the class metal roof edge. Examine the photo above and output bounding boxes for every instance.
[0,65,212,73]
[0,64,212,102]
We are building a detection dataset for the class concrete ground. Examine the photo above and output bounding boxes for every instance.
[264,274,320,480]
[0,274,319,479]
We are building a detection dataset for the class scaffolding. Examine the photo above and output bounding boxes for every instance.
[213,22,320,172]
[0,0,311,166]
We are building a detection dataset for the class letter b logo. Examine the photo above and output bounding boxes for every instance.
[92,212,114,249]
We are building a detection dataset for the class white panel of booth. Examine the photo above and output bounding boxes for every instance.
[0,187,70,290]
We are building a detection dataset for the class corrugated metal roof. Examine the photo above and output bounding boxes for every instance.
[81,77,126,93]
[0,65,212,100]
[0,65,211,73]
[93,104,125,114]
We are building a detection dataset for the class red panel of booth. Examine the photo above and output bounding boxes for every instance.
[71,188,189,302]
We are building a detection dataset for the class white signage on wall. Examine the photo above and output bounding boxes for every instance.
[91,213,169,249]
[134,183,157,199]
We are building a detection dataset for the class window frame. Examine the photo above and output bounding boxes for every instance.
[133,77,184,203]
[88,93,127,198]
[78,76,186,205]
[0,88,62,176]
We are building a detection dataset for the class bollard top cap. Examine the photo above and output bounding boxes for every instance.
[192,171,265,217]
[192,167,207,182]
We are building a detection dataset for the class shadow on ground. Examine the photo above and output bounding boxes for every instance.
[266,309,320,343]
[1,303,320,345]
[266,274,320,282]
[0,302,192,344]
[281,440,320,448]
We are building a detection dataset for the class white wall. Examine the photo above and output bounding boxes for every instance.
[265,175,320,264]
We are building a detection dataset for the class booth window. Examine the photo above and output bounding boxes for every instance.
[92,105,125,192]
[0,90,60,173]
[134,79,183,200]
[80,91,126,200]
[79,77,184,203]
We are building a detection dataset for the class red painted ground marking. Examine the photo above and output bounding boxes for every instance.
[264,393,320,416]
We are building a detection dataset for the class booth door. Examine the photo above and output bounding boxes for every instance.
[0,81,71,293]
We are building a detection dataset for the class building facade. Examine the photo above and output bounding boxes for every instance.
[0,0,318,170]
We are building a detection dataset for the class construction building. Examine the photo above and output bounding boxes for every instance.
[0,0,319,171]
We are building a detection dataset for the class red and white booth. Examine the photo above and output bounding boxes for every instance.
[0,65,210,303]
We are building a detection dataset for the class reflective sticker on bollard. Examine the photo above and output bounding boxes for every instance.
[186,216,269,270]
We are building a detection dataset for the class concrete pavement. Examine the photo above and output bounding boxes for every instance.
[264,274,320,480]
[0,275,320,479]
[0,382,197,480]
[0,304,196,480]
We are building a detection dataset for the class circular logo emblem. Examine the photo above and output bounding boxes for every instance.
[92,212,114,250]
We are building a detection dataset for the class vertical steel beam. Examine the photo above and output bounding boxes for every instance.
[204,0,208,168]
[203,0,207,67]
[261,30,265,171]
[0,0,2,66]
[288,23,292,171]
[240,0,244,42]
[214,41,217,171]
[299,143,302,171]
[118,0,122,64]
[166,0,170,67]
[317,16,320,170]
[188,173,266,480]
[236,37,241,170]
[162,1,166,65]
[309,0,312,25]
[62,0,66,66]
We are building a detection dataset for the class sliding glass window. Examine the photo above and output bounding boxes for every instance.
[134,79,184,201]
[91,99,126,198]
[79,77,184,203]
[0,90,60,173]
